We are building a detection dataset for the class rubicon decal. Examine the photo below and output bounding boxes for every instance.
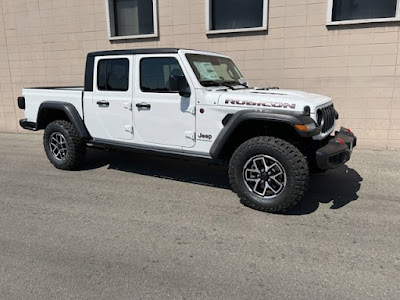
[225,99,296,109]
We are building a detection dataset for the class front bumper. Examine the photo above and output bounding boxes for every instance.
[315,127,357,170]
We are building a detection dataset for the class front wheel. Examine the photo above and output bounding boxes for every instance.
[229,136,309,213]
[43,120,86,170]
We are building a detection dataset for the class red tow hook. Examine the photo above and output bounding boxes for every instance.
[336,138,344,145]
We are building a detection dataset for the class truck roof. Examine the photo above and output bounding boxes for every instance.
[84,48,228,92]
[87,48,180,57]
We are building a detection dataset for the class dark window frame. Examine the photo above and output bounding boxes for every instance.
[206,0,268,34]
[96,58,130,92]
[139,57,186,94]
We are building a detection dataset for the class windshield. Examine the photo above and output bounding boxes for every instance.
[186,54,246,87]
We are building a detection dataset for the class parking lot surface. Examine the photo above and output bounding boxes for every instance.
[0,133,399,299]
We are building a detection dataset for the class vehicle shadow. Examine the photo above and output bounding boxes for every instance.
[285,166,363,215]
[84,148,363,215]
[84,148,231,189]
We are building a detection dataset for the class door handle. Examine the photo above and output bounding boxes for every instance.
[97,100,109,107]
[136,102,151,109]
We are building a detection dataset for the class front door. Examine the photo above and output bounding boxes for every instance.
[85,55,134,141]
[133,55,196,148]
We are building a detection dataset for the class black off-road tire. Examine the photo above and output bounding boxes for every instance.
[229,136,309,213]
[43,120,86,170]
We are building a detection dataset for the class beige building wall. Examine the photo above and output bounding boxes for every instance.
[0,0,400,148]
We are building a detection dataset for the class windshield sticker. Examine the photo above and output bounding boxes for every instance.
[225,99,296,109]
[194,62,220,81]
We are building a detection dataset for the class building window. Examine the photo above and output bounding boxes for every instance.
[140,57,185,93]
[327,0,400,25]
[97,59,129,91]
[106,0,158,40]
[206,0,268,34]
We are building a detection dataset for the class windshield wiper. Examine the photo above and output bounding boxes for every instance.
[200,80,235,90]
[223,80,249,89]
[255,87,279,90]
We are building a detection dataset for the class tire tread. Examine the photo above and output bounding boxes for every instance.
[228,136,309,213]
[43,120,86,170]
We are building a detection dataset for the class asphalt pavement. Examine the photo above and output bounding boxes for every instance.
[0,133,399,299]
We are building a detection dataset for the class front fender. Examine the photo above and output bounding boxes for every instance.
[210,109,320,159]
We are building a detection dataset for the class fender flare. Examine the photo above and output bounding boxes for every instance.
[209,109,320,159]
[37,101,91,139]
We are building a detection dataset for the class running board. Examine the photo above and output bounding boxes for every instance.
[88,139,215,161]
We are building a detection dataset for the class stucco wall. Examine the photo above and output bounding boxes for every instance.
[0,0,399,148]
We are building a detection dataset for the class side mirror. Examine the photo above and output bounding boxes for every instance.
[179,85,191,98]
[169,75,191,97]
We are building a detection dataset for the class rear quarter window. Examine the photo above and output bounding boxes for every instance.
[97,58,129,91]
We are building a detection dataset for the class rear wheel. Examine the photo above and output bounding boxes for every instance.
[229,136,309,213]
[43,120,86,170]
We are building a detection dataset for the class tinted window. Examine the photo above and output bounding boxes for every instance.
[332,0,397,21]
[211,0,264,30]
[140,58,184,93]
[97,59,129,91]
[114,0,154,36]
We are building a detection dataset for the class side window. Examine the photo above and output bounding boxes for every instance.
[97,58,129,91]
[140,57,184,93]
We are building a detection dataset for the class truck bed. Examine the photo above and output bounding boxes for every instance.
[22,87,84,123]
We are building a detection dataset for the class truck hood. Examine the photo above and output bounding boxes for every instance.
[217,88,332,113]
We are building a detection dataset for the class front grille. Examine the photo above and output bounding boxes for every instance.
[317,104,335,133]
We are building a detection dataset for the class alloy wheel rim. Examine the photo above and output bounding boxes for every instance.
[49,132,68,161]
[242,154,287,199]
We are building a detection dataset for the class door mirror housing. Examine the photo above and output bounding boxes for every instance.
[169,75,191,97]
[179,86,191,98]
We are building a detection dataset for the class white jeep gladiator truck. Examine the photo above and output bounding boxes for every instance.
[18,48,356,213]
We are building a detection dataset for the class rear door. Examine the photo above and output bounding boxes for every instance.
[84,55,134,141]
[133,54,196,148]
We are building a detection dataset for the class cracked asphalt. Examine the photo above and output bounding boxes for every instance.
[0,133,399,299]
